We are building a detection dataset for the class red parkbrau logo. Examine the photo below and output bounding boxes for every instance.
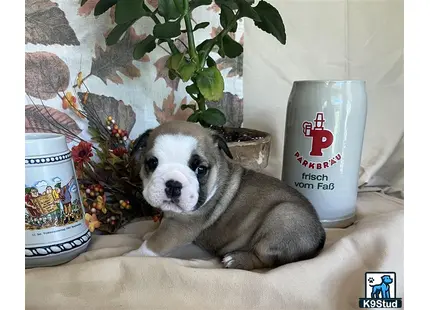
[302,112,333,156]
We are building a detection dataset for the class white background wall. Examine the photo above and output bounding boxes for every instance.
[243,0,404,192]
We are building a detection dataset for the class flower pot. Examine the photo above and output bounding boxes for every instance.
[219,127,272,172]
[25,133,91,268]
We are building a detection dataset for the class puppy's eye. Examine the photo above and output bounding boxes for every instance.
[189,155,209,177]
[145,156,158,172]
[195,165,208,177]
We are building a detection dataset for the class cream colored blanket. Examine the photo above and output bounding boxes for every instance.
[25,192,404,310]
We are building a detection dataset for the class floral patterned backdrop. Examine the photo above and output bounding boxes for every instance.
[25,0,244,144]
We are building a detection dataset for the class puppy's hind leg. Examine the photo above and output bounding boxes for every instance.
[251,203,326,269]
[222,251,267,270]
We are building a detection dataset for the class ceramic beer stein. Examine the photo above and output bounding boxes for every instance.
[282,80,367,228]
[25,133,91,268]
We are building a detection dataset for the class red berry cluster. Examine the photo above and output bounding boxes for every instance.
[106,116,128,143]
[80,183,119,227]
[112,147,128,157]
[81,184,104,211]
[119,199,131,210]
[106,216,117,226]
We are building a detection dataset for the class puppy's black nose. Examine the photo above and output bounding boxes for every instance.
[165,180,182,199]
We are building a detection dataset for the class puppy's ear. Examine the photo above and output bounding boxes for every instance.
[130,129,153,158]
[212,133,233,159]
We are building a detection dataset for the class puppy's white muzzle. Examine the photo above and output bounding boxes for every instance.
[143,163,199,213]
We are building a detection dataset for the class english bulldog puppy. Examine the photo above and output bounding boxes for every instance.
[124,121,326,270]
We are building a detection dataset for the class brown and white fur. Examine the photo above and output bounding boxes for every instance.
[124,121,326,270]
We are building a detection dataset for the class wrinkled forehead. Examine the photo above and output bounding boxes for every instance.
[151,134,200,164]
[143,121,216,164]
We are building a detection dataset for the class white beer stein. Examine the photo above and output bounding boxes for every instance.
[25,133,91,268]
[282,80,367,228]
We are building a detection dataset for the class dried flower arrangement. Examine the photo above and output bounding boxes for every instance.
[26,76,160,234]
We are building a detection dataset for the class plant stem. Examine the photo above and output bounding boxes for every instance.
[142,2,179,54]
[142,2,160,23]
[177,38,188,50]
[197,97,205,111]
[196,93,206,111]
[189,77,205,111]
[157,44,171,55]
[199,12,241,68]
[182,0,198,60]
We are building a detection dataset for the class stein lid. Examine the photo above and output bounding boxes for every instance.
[25,133,69,158]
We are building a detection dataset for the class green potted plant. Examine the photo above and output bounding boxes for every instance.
[85,0,286,171]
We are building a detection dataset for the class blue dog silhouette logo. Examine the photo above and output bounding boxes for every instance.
[359,272,402,308]
[369,275,393,299]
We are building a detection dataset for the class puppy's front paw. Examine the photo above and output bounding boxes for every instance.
[123,249,144,257]
[122,241,159,257]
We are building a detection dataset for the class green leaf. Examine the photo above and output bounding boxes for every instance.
[215,0,237,10]
[115,0,150,24]
[207,56,216,67]
[181,104,196,111]
[253,0,286,45]
[95,148,106,162]
[215,0,254,11]
[106,20,136,46]
[94,0,118,16]
[236,0,260,22]
[187,112,200,123]
[168,70,177,80]
[186,84,200,95]
[222,35,243,58]
[157,38,168,45]
[190,0,212,11]
[196,39,213,52]
[193,22,210,31]
[178,62,197,82]
[167,53,197,82]
[133,35,157,59]
[153,20,182,39]
[217,36,225,58]
[80,0,88,6]
[87,126,101,143]
[184,22,210,33]
[108,153,123,165]
[167,53,183,70]
[200,108,226,126]
[199,119,212,128]
[220,5,237,32]
[158,0,183,20]
[196,66,224,101]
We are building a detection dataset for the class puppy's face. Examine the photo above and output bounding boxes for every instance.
[137,123,232,214]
